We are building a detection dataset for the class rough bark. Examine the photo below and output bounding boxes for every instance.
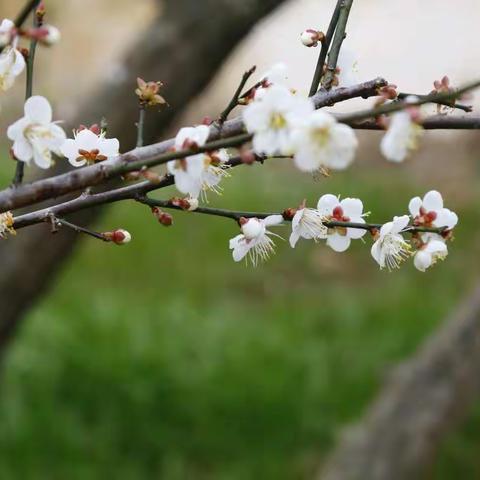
[318,282,480,480]
[0,0,288,353]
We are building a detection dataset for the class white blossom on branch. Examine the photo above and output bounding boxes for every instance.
[61,127,120,167]
[317,194,367,252]
[229,215,284,266]
[370,215,411,270]
[291,110,358,172]
[7,96,66,169]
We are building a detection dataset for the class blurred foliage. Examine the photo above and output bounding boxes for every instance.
[0,159,479,479]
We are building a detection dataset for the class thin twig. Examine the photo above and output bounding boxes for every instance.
[136,106,146,148]
[137,196,446,234]
[321,0,354,91]
[308,0,343,96]
[12,10,40,186]
[339,79,480,124]
[398,92,472,113]
[14,0,41,28]
[50,216,109,241]
[218,66,256,125]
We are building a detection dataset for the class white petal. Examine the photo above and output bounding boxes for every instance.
[101,137,120,157]
[340,197,363,218]
[435,209,458,229]
[7,117,29,141]
[24,96,52,124]
[289,231,300,248]
[317,194,339,215]
[423,190,443,211]
[326,233,351,252]
[392,215,410,234]
[408,197,422,217]
[414,251,432,272]
[264,215,284,227]
[12,138,33,162]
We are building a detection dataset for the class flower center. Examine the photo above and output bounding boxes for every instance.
[311,126,331,147]
[76,148,108,165]
[269,112,287,130]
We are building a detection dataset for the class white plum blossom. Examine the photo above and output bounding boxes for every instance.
[7,96,66,169]
[317,194,367,252]
[371,215,411,270]
[243,85,313,156]
[291,110,358,172]
[413,238,448,272]
[167,125,211,198]
[61,128,120,167]
[289,207,327,248]
[408,190,458,231]
[380,111,424,162]
[230,215,284,266]
[0,45,25,92]
[199,149,230,197]
[0,19,15,47]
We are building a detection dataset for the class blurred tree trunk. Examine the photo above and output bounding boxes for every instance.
[0,0,288,356]
[317,282,480,480]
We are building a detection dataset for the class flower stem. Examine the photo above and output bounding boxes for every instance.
[12,10,40,186]
[136,106,146,148]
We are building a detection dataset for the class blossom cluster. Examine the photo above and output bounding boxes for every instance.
[229,190,457,272]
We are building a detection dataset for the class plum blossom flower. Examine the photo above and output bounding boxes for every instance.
[291,111,358,172]
[167,125,211,198]
[7,96,66,169]
[289,206,327,248]
[243,85,313,156]
[0,45,25,92]
[408,190,458,231]
[380,110,424,162]
[413,238,448,272]
[0,211,15,238]
[371,215,412,270]
[0,19,15,48]
[317,194,367,252]
[230,215,284,266]
[61,127,120,167]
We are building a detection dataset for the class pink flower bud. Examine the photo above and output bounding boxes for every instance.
[104,229,132,245]
[300,29,324,47]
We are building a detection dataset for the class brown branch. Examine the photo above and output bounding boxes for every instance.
[0,77,387,214]
[349,115,480,130]
[308,0,343,96]
[397,92,472,113]
[217,66,256,125]
[321,0,354,91]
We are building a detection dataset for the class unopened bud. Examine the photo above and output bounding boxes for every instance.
[33,25,61,46]
[104,229,132,245]
[170,196,199,211]
[152,207,173,226]
[282,208,297,221]
[36,2,46,22]
[300,29,324,47]
[240,149,257,165]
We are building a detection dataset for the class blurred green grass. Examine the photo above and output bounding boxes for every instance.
[0,157,479,479]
